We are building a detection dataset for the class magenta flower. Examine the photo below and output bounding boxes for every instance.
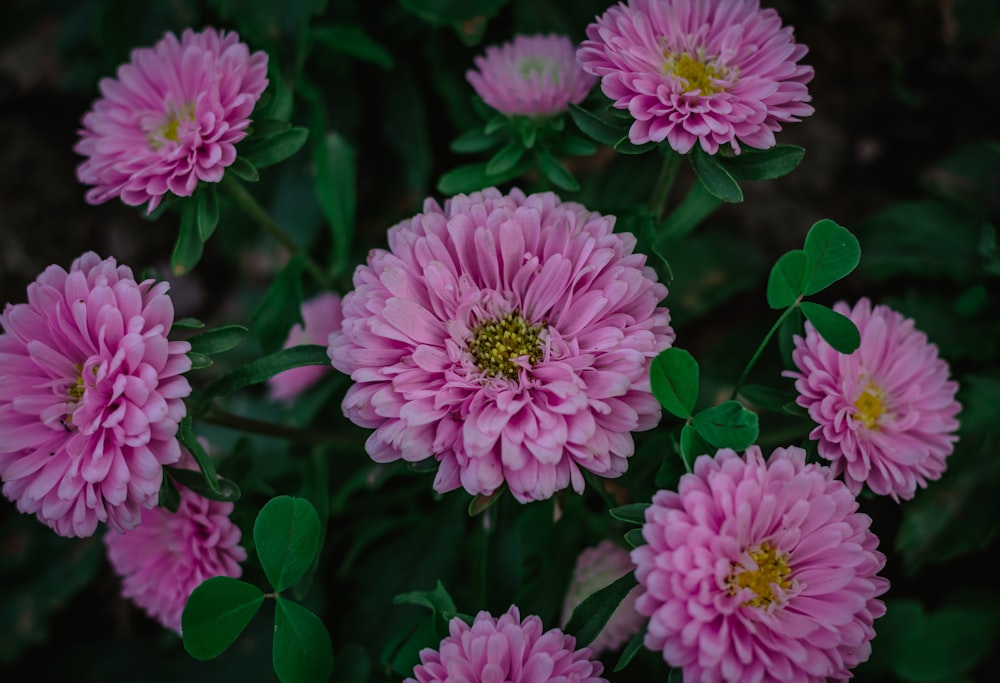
[786,298,961,501]
[633,446,889,683]
[328,188,674,503]
[561,540,644,654]
[577,0,814,154]
[467,34,597,118]
[0,252,191,537]
[268,292,343,403]
[104,453,246,633]
[407,606,607,683]
[75,27,269,213]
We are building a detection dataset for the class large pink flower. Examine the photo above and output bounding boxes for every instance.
[467,34,597,117]
[75,27,269,213]
[104,453,246,633]
[633,446,889,683]
[0,252,191,537]
[328,188,674,502]
[268,292,343,403]
[407,606,607,683]
[577,0,814,154]
[786,298,961,501]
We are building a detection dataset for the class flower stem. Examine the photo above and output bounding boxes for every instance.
[648,148,683,220]
[200,407,356,448]
[731,301,800,400]
[221,175,334,289]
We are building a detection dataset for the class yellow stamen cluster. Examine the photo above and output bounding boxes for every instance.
[727,541,793,608]
[853,382,886,430]
[663,52,725,95]
[149,103,195,150]
[468,312,543,378]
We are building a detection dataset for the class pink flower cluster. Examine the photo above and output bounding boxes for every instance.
[0,253,191,537]
[268,292,343,403]
[75,27,269,213]
[329,188,674,503]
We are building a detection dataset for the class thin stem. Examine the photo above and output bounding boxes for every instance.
[648,148,683,221]
[731,301,800,400]
[200,407,357,449]
[221,175,333,289]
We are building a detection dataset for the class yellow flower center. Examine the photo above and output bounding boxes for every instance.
[662,51,726,95]
[67,371,86,404]
[518,57,557,80]
[853,382,886,430]
[149,103,195,150]
[468,312,543,378]
[727,542,793,608]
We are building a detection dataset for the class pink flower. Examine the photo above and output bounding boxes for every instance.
[75,27,269,213]
[560,540,644,654]
[0,252,191,537]
[104,453,246,633]
[406,606,607,683]
[268,292,343,403]
[786,298,961,501]
[577,0,814,154]
[328,188,674,503]
[467,34,596,117]
[633,446,889,683]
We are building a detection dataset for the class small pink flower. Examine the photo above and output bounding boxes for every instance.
[75,27,269,213]
[268,292,343,403]
[561,540,644,654]
[0,252,191,537]
[328,188,674,503]
[467,34,596,117]
[577,0,814,154]
[104,453,246,633]
[633,446,889,683]
[407,606,607,683]
[786,298,961,501]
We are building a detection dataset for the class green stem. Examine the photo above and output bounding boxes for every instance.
[200,407,356,448]
[648,148,682,220]
[221,175,333,289]
[731,301,800,400]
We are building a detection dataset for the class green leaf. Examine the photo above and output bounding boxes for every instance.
[613,135,659,155]
[187,351,212,370]
[691,400,760,451]
[655,452,686,490]
[228,156,260,182]
[176,416,223,496]
[691,147,743,203]
[158,473,181,512]
[393,580,457,618]
[196,185,220,241]
[186,325,248,356]
[203,344,331,398]
[738,384,798,413]
[273,597,334,683]
[251,256,304,354]
[165,467,241,503]
[800,302,861,354]
[468,489,503,516]
[609,503,650,525]
[437,161,525,195]
[486,141,526,175]
[623,528,645,548]
[450,128,504,154]
[254,496,322,593]
[680,423,713,467]
[310,24,394,69]
[250,118,293,138]
[568,103,626,147]
[536,148,580,192]
[802,219,861,295]
[172,317,205,331]
[241,127,310,169]
[331,644,371,683]
[172,199,204,275]
[657,180,723,241]
[614,628,647,672]
[649,347,700,419]
[556,134,597,156]
[564,572,638,647]
[718,145,805,181]
[766,250,808,309]
[314,132,355,277]
[181,577,264,660]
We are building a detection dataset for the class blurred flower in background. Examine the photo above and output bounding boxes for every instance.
[268,292,343,403]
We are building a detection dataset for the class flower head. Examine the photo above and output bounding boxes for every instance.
[577,0,814,154]
[268,292,343,403]
[633,446,889,683]
[104,452,246,633]
[407,606,607,683]
[786,298,961,501]
[467,34,596,118]
[0,252,191,537]
[75,27,269,213]
[561,540,644,654]
[328,188,674,503]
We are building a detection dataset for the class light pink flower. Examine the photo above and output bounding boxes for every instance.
[104,453,246,633]
[633,446,889,683]
[786,298,961,501]
[577,0,814,154]
[268,292,343,403]
[328,188,674,503]
[467,34,597,118]
[407,606,607,683]
[561,540,644,654]
[0,252,191,537]
[75,27,269,213]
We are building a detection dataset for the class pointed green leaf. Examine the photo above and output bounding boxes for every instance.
[614,629,647,672]
[196,185,220,241]
[691,147,743,203]
[187,325,248,356]
[649,347,699,419]
[556,134,598,156]
[680,422,712,468]
[691,400,760,451]
[437,161,525,195]
[187,351,212,370]
[718,145,805,181]
[273,597,334,683]
[176,416,223,496]
[254,496,322,593]
[203,344,331,398]
[229,156,260,182]
[251,256,304,354]
[613,135,658,155]
[468,489,503,516]
[311,24,394,69]
[738,384,798,413]
[624,528,645,548]
[172,199,204,275]
[485,141,525,175]
[393,580,458,617]
[564,572,638,647]
[800,302,861,354]
[568,103,626,147]
[172,317,205,331]
[241,127,310,169]
[450,128,504,154]
[766,250,808,309]
[657,180,723,241]
[536,148,580,191]
[314,132,356,277]
[182,577,264,660]
[250,118,293,138]
[802,219,861,295]
[609,503,650,525]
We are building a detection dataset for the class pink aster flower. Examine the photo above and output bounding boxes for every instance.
[467,34,597,118]
[560,540,644,654]
[786,298,961,501]
[407,605,607,683]
[328,188,674,503]
[75,27,269,213]
[577,0,814,154]
[268,292,343,403]
[0,252,191,537]
[633,446,889,683]
[104,452,246,633]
